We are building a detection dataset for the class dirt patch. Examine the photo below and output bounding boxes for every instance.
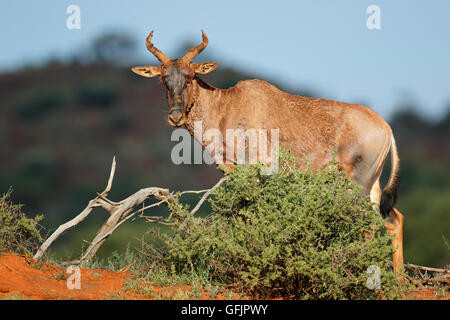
[0,252,135,300]
[0,252,447,300]
[0,252,237,300]
[407,288,449,300]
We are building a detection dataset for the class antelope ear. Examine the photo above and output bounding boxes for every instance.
[131,65,161,78]
[193,62,218,74]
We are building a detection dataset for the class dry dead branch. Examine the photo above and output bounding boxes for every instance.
[33,157,226,264]
[388,260,450,288]
[403,263,450,275]
[190,176,228,215]
[388,260,449,275]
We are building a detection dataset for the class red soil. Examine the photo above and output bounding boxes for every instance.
[0,252,448,300]
[0,252,236,300]
[0,252,135,300]
[407,288,449,300]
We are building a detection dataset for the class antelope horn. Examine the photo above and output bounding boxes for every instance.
[181,30,208,62]
[146,30,170,64]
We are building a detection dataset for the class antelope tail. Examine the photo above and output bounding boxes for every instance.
[380,134,400,218]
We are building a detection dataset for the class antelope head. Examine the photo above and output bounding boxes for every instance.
[132,30,218,127]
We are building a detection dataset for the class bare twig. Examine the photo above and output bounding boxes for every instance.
[134,198,170,215]
[178,189,211,195]
[406,275,449,286]
[119,261,136,273]
[140,215,175,225]
[190,176,228,215]
[102,156,116,195]
[387,260,449,274]
[388,260,449,287]
[403,263,449,274]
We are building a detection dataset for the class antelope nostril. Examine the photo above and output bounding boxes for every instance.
[169,110,183,123]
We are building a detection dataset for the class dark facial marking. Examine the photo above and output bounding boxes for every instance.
[163,65,188,110]
[162,63,194,126]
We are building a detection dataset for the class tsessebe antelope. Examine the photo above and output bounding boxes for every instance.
[132,30,404,271]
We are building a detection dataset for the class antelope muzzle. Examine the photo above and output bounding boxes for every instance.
[168,109,185,126]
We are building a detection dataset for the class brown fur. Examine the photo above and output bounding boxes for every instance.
[184,78,391,187]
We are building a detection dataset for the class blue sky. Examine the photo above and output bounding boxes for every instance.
[1,0,449,120]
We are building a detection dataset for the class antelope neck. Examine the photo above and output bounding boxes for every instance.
[184,77,221,135]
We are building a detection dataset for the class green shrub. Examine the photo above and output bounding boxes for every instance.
[0,189,44,255]
[157,150,404,299]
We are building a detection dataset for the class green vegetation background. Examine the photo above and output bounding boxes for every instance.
[0,34,448,268]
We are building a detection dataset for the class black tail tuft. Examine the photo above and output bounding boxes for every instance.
[379,175,400,218]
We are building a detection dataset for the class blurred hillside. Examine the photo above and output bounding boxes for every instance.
[0,34,448,267]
